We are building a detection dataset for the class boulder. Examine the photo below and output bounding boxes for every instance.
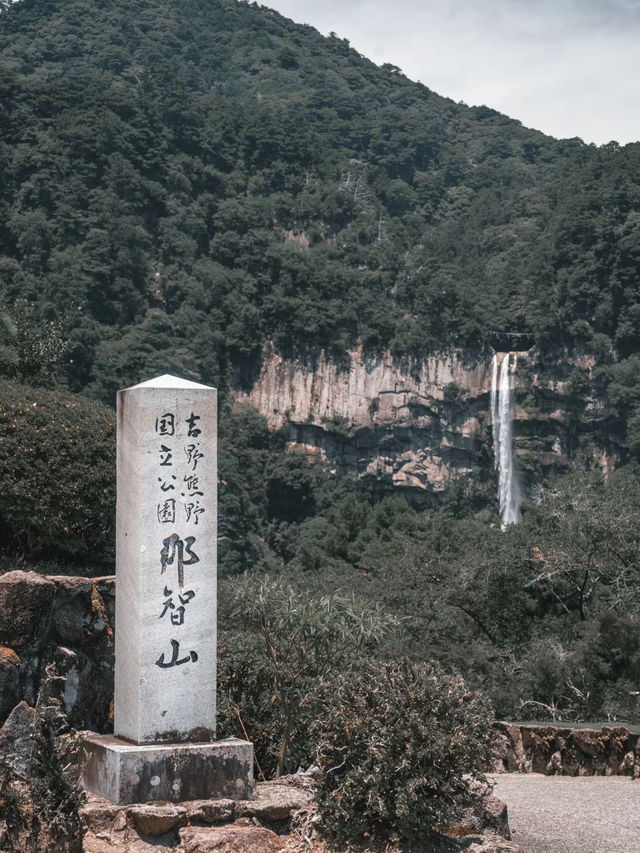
[0,571,55,650]
[521,726,558,774]
[493,723,527,773]
[45,645,113,731]
[49,576,112,648]
[185,799,236,823]
[236,780,313,821]
[82,830,169,852]
[452,785,510,840]
[0,700,35,773]
[481,795,510,839]
[545,750,562,775]
[179,825,283,853]
[0,646,21,722]
[78,795,125,836]
[128,803,187,836]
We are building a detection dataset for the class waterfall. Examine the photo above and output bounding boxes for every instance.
[491,353,521,527]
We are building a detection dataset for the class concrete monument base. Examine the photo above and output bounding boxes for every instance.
[82,734,254,805]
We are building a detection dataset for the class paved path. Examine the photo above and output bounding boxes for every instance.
[491,774,640,853]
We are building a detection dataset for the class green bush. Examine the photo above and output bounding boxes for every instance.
[313,659,495,844]
[217,575,397,778]
[0,378,115,569]
[0,300,68,387]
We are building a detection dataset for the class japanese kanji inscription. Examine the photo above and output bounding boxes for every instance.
[114,375,217,744]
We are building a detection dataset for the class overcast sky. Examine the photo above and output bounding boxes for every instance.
[265,0,640,146]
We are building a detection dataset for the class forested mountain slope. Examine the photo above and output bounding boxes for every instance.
[2,1,640,728]
[1,0,639,414]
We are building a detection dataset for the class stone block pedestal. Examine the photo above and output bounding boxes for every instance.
[82,734,254,805]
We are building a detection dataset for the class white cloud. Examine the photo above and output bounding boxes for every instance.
[265,0,640,145]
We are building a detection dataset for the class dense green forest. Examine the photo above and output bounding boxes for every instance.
[1,0,640,400]
[1,0,640,736]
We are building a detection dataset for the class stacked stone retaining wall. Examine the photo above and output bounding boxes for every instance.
[0,570,115,732]
[493,721,640,777]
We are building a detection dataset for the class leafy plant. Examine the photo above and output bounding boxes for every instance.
[3,0,639,403]
[0,300,67,386]
[0,378,115,568]
[218,575,397,777]
[313,659,495,844]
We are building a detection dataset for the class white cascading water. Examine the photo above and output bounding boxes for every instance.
[491,353,521,527]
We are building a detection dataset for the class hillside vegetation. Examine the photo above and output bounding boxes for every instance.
[1,0,640,406]
[1,0,639,735]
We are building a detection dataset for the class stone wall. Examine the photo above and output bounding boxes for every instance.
[79,773,518,852]
[0,570,115,732]
[493,721,640,777]
[233,349,618,499]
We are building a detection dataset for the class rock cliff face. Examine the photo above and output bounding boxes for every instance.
[234,349,619,501]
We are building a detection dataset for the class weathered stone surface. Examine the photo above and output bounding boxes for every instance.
[185,799,235,823]
[0,571,55,649]
[179,825,283,853]
[0,646,21,721]
[95,576,116,637]
[128,803,187,836]
[49,576,112,647]
[451,784,510,841]
[79,795,125,836]
[81,796,184,851]
[545,750,562,775]
[45,645,113,731]
[82,734,254,804]
[619,750,635,774]
[0,700,35,773]
[492,723,528,773]
[234,349,610,498]
[0,574,115,732]
[115,376,218,745]
[82,830,170,852]
[481,795,510,839]
[236,781,313,821]
[493,721,640,776]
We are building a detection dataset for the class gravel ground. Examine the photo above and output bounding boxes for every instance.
[490,774,640,853]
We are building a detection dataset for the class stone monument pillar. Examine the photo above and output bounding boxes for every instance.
[83,375,253,804]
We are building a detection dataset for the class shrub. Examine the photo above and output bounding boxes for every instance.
[0,378,115,569]
[217,575,397,778]
[442,382,467,405]
[313,659,495,844]
[0,299,67,386]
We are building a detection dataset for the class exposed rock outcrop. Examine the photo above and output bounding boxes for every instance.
[234,349,617,499]
[0,647,21,719]
[0,572,115,732]
[0,700,36,773]
[0,571,56,650]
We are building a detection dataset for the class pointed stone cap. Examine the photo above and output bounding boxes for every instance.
[125,374,215,391]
